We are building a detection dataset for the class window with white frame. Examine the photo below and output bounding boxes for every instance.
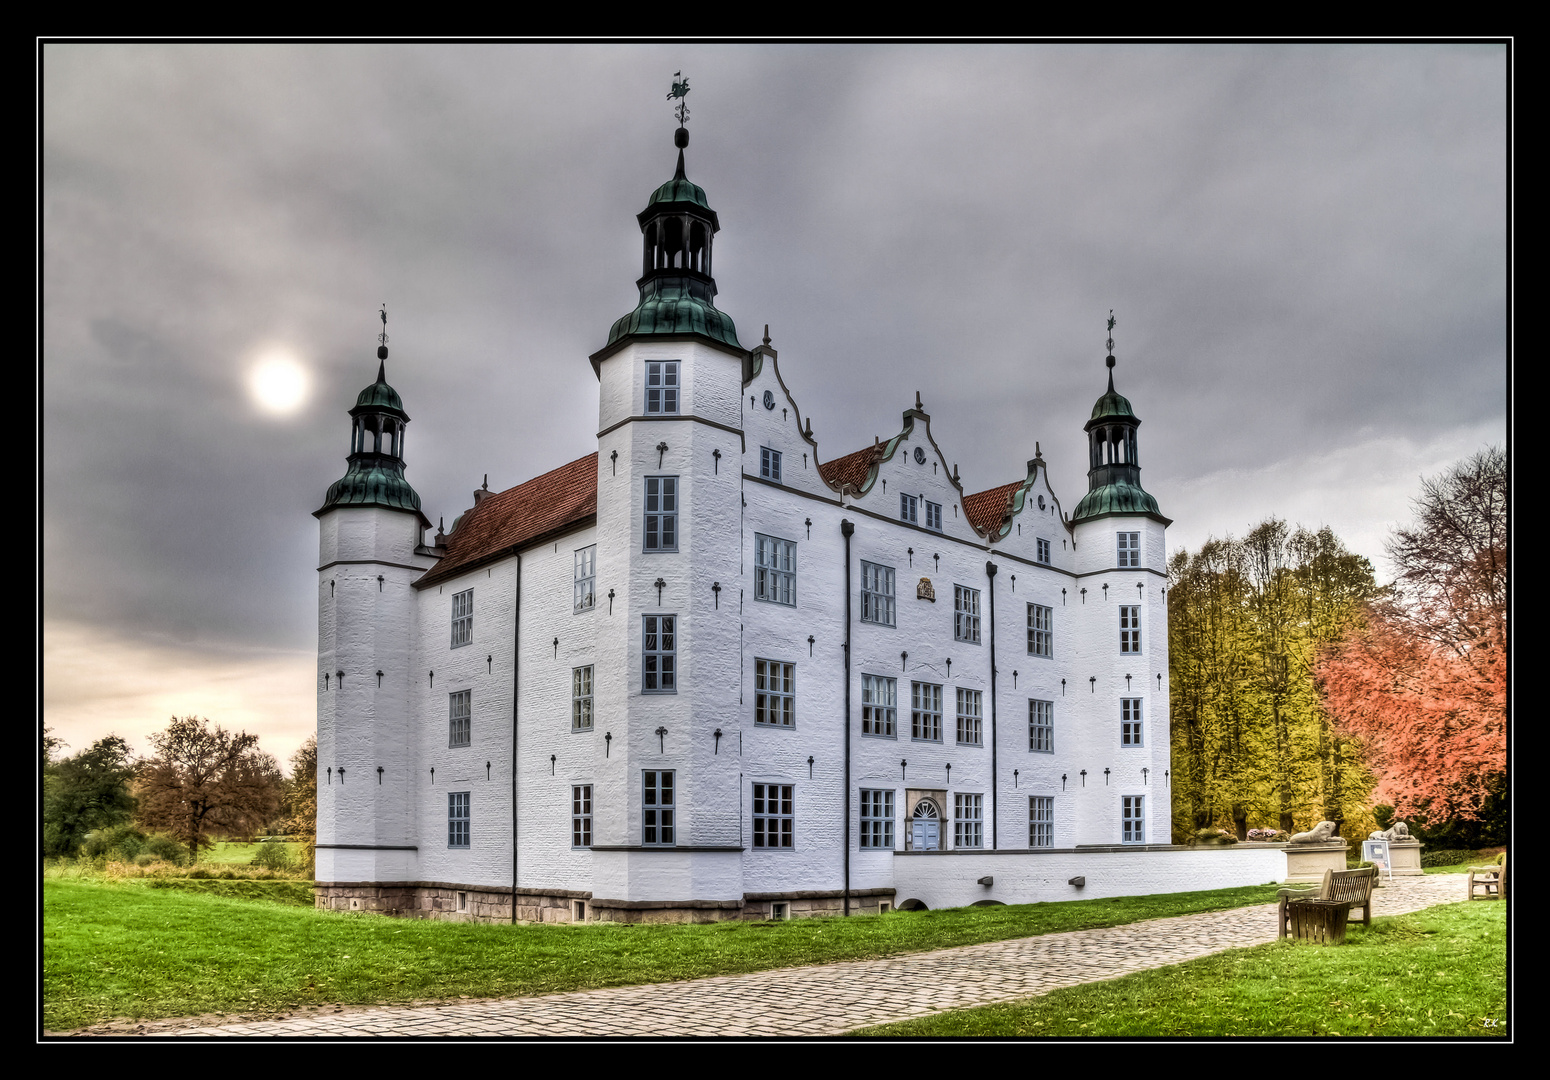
[1028,603,1052,657]
[644,477,678,551]
[572,666,593,730]
[451,589,473,648]
[448,792,470,848]
[860,561,896,626]
[1036,537,1051,564]
[956,688,982,746]
[911,682,943,742]
[754,659,795,727]
[760,446,782,482]
[449,690,471,748]
[754,534,796,606]
[925,500,942,531]
[572,784,592,848]
[1029,795,1053,848]
[954,793,983,848]
[954,585,981,643]
[862,674,896,737]
[1121,605,1142,653]
[1029,699,1053,752]
[645,361,680,414]
[860,789,894,849]
[751,783,794,849]
[643,615,676,693]
[642,770,675,846]
[1118,531,1140,567]
[1122,698,1143,746]
[1123,794,1145,843]
[574,545,596,612]
[900,493,918,524]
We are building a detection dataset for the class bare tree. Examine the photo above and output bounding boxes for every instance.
[136,716,282,853]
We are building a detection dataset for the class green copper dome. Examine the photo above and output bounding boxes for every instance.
[1090,386,1135,422]
[315,357,428,526]
[320,459,424,515]
[1072,481,1161,521]
[607,277,742,350]
[647,172,711,212]
[353,362,407,417]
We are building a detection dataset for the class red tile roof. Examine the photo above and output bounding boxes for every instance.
[416,454,598,588]
[962,481,1023,536]
[818,444,881,493]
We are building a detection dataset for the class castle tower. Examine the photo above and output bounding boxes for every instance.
[1069,332,1171,847]
[314,313,437,886]
[584,104,750,905]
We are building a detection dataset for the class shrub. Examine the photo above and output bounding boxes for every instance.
[81,823,147,861]
[142,834,190,865]
[1194,828,1238,846]
[249,841,295,872]
[1420,848,1480,868]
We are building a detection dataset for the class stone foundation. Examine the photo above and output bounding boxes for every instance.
[1283,841,1352,883]
[315,882,898,924]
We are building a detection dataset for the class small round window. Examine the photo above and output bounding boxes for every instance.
[913,446,926,464]
[1038,495,1045,510]
[763,390,776,410]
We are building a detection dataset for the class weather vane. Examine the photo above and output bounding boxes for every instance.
[1106,309,1116,357]
[668,71,690,128]
[378,304,389,361]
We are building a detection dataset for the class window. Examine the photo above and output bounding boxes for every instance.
[1030,796,1053,848]
[1118,531,1140,567]
[572,666,593,730]
[860,561,896,626]
[574,545,596,613]
[956,688,982,746]
[644,477,678,551]
[860,789,894,849]
[754,534,796,605]
[1122,698,1144,746]
[954,585,981,643]
[448,792,470,848]
[643,615,676,693]
[1036,537,1051,564]
[925,500,942,531]
[1027,603,1052,658]
[1121,605,1142,653]
[760,446,782,482]
[645,361,679,414]
[911,682,943,742]
[1123,794,1145,843]
[900,493,918,524]
[862,674,896,737]
[954,793,983,849]
[449,690,471,748]
[451,589,473,648]
[754,659,795,727]
[1029,699,1053,752]
[642,770,675,846]
[752,783,794,849]
[572,785,592,847]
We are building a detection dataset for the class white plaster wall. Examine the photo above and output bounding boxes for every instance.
[892,846,1287,911]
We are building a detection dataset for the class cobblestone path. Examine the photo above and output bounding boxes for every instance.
[85,874,1475,1038]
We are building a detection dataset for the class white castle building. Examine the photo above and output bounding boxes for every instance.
[312,119,1267,923]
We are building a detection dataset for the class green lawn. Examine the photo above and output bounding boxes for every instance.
[44,879,1283,1031]
[855,900,1507,1038]
[198,840,303,866]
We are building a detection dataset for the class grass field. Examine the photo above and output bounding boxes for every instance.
[198,840,304,866]
[855,900,1507,1038]
[44,878,1284,1031]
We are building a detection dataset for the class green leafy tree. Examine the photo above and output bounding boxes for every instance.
[135,716,282,854]
[1169,521,1380,841]
[280,734,317,876]
[43,734,138,857]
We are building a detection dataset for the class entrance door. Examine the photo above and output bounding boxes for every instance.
[911,800,940,851]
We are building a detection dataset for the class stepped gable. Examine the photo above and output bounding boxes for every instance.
[416,454,598,588]
[962,480,1022,536]
[818,444,882,494]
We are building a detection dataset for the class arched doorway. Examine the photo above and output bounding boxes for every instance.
[911,799,941,852]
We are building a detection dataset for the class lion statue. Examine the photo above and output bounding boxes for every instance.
[1288,820,1338,844]
[1369,821,1411,842]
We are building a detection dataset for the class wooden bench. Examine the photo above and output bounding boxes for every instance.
[1278,865,1377,939]
[1467,851,1507,900]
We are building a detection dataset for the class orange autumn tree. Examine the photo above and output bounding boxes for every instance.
[1318,447,1506,822]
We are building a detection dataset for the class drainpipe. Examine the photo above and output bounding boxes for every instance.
[986,559,998,850]
[841,518,854,916]
[510,554,522,922]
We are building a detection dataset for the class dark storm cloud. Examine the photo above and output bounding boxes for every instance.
[44,43,1506,664]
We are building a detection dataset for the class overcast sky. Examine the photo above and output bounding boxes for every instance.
[41,43,1508,769]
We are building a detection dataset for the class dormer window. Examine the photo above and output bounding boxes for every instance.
[646,362,680,414]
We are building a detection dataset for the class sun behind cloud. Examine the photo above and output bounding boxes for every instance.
[247,348,311,416]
